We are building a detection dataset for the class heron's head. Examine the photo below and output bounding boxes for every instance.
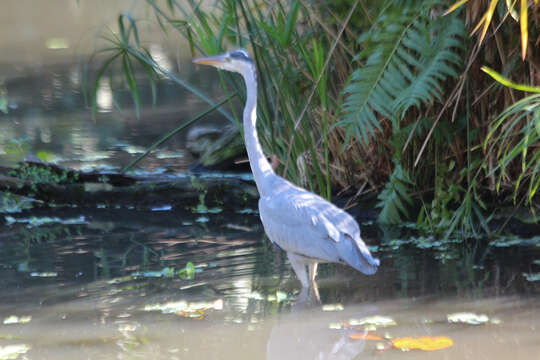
[193,49,253,74]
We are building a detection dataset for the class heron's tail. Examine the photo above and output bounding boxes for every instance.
[337,235,379,275]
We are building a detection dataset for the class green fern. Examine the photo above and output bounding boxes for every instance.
[339,6,464,144]
[392,17,464,117]
[377,164,414,224]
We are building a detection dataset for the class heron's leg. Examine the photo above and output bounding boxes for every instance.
[308,262,320,302]
[287,252,309,288]
[308,262,318,283]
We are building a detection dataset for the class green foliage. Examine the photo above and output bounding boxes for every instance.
[339,4,464,144]
[417,160,462,233]
[89,12,234,123]
[8,164,79,192]
[145,0,341,196]
[96,0,538,240]
[376,163,414,224]
[89,14,158,117]
[484,94,540,205]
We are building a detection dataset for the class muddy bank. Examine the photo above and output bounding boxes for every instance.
[0,161,258,211]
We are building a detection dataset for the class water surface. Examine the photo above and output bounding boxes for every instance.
[0,208,538,359]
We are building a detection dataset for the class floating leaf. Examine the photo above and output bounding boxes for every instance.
[30,272,57,278]
[236,208,258,215]
[143,298,223,318]
[523,272,540,282]
[0,344,30,359]
[350,315,397,327]
[35,151,55,162]
[151,205,172,211]
[178,262,195,280]
[392,336,453,351]
[447,312,489,325]
[322,304,344,312]
[4,215,87,228]
[3,316,31,325]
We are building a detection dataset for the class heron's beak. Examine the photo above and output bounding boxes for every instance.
[193,55,227,67]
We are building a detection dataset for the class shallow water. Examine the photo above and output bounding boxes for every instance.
[0,0,230,174]
[0,208,539,360]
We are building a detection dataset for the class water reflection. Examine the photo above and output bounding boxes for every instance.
[0,2,224,172]
[150,43,174,75]
[0,207,538,359]
[96,81,113,112]
[267,301,372,360]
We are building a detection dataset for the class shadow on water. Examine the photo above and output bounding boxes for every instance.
[0,206,538,359]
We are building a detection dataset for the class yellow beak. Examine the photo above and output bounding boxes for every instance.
[193,55,227,66]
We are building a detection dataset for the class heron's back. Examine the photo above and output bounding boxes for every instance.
[258,175,379,274]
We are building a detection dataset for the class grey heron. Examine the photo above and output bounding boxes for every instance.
[193,49,379,293]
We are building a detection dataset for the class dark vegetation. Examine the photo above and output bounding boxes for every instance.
[0,161,258,210]
[1,0,537,241]
[86,0,538,239]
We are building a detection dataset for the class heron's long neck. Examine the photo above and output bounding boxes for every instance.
[242,68,274,196]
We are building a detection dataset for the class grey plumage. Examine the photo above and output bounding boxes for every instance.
[193,49,379,291]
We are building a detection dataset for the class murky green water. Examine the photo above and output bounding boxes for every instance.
[1,2,539,359]
[0,208,539,359]
[0,0,230,174]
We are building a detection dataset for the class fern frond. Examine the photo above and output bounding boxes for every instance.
[377,164,414,224]
[393,17,464,117]
[339,6,464,145]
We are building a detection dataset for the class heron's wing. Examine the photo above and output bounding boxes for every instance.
[258,179,359,260]
[258,177,379,274]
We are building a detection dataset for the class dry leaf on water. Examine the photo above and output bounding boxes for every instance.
[392,336,453,351]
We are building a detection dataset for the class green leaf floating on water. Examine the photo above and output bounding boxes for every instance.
[5,215,87,228]
[131,263,198,280]
[447,312,490,325]
[349,315,397,327]
[0,344,30,360]
[178,262,195,280]
[36,150,55,162]
[490,235,540,247]
[523,273,540,282]
[3,316,31,325]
